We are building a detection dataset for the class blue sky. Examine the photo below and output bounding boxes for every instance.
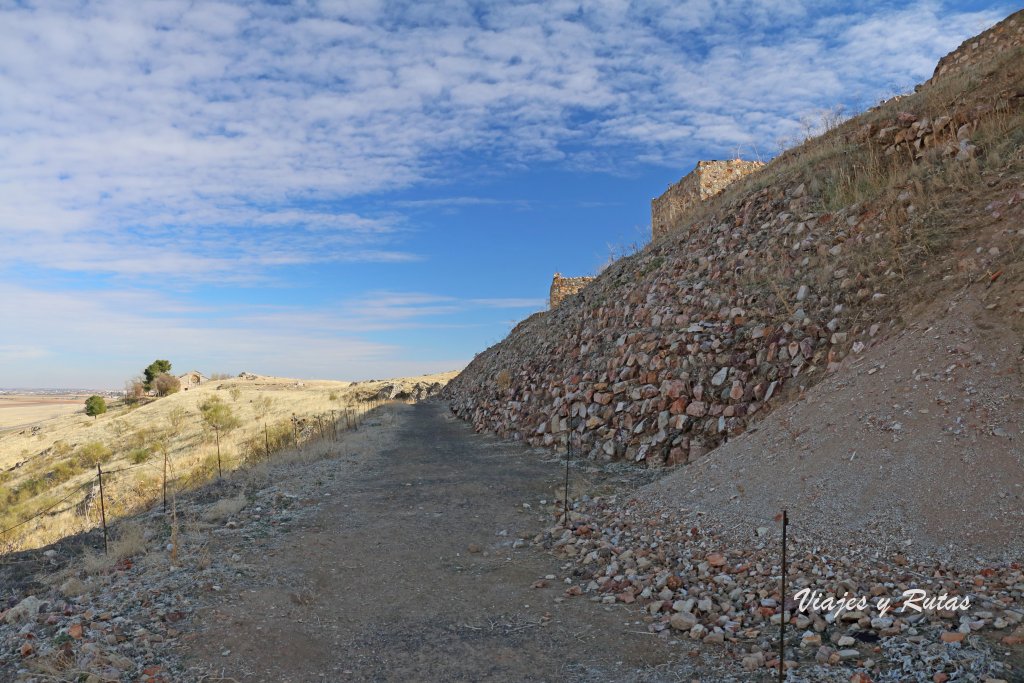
[0,0,1012,388]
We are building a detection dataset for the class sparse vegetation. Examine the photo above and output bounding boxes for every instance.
[128,447,152,465]
[124,377,145,405]
[76,441,112,468]
[166,405,188,432]
[0,373,455,554]
[200,396,241,478]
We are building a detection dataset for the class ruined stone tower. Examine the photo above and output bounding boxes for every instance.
[651,159,764,239]
[550,273,593,308]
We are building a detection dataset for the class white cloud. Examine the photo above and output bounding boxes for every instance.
[0,1,1011,385]
[0,2,1007,283]
[0,284,538,386]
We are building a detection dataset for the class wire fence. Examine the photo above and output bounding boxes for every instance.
[554,440,1019,681]
[0,396,390,559]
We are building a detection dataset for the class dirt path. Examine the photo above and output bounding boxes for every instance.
[176,402,696,682]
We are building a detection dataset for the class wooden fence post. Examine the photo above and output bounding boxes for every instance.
[97,464,108,554]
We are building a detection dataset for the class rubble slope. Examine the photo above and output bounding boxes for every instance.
[445,11,1024,481]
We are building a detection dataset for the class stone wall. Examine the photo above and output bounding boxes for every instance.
[550,273,594,308]
[444,11,1022,470]
[449,172,877,466]
[651,160,764,239]
[928,10,1023,86]
[444,34,1022,467]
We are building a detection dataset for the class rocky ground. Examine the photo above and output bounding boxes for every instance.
[2,401,1020,681]
[545,494,1023,683]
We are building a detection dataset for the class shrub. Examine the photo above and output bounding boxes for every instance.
[124,378,145,404]
[167,406,188,432]
[51,440,73,458]
[128,447,152,465]
[49,460,85,485]
[127,426,156,450]
[153,373,180,397]
[76,441,112,468]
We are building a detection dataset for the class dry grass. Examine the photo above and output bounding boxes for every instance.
[0,371,457,554]
[0,395,89,430]
[202,493,247,522]
[58,577,88,597]
[80,521,148,574]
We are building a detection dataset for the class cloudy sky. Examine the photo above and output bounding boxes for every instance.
[0,0,1011,388]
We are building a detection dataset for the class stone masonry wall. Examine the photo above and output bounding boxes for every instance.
[651,160,764,239]
[445,59,1022,467]
[928,10,1023,86]
[550,273,594,308]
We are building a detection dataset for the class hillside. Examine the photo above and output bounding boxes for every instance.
[445,10,1024,497]
[440,14,1024,680]
[0,372,454,554]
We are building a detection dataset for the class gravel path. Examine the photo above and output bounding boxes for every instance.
[178,402,706,682]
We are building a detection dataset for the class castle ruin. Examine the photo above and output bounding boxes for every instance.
[550,273,593,308]
[651,159,764,239]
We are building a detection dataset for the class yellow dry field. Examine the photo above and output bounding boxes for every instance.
[0,395,90,431]
[0,372,456,554]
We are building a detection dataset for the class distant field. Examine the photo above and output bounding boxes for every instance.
[0,372,456,554]
[0,395,88,430]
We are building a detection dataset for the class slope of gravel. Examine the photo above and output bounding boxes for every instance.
[645,279,1024,561]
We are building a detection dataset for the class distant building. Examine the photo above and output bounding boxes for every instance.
[177,370,207,391]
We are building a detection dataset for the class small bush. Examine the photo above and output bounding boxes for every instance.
[76,441,112,468]
[126,426,156,450]
[128,447,152,465]
[153,373,180,397]
[49,460,85,485]
[51,440,73,458]
[167,406,188,432]
[202,493,247,522]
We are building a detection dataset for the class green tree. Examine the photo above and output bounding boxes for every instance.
[200,397,241,478]
[143,360,172,390]
[84,395,107,419]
